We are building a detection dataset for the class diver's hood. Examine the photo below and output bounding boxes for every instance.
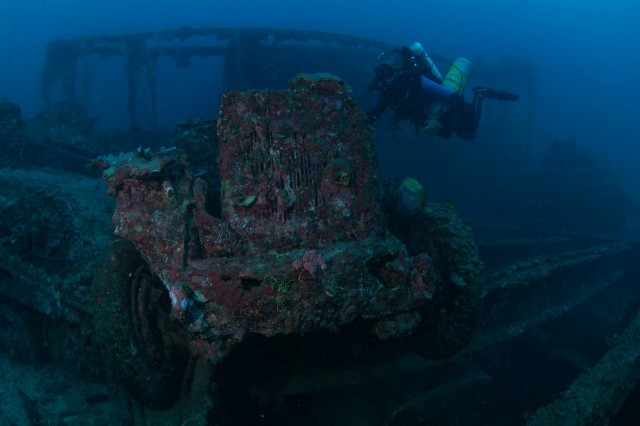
[378,49,404,71]
[375,49,406,82]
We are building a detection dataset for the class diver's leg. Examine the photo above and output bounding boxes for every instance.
[469,93,483,133]
[440,95,480,140]
[472,86,519,101]
[367,89,391,123]
[466,86,519,133]
[448,88,518,140]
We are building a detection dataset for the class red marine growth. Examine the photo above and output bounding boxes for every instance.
[99,74,435,362]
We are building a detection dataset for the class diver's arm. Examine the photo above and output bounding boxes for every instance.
[420,76,455,103]
[418,55,444,84]
[420,77,456,136]
[366,89,390,123]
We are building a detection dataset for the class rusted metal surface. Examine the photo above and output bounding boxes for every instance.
[97,74,442,362]
[526,306,640,425]
[470,242,632,351]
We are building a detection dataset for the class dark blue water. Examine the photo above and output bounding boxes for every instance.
[1,2,640,424]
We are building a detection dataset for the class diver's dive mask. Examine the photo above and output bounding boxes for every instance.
[374,49,407,87]
[375,63,395,81]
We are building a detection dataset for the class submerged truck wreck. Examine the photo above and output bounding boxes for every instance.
[93,74,481,395]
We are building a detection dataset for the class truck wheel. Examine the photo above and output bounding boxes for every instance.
[93,239,190,408]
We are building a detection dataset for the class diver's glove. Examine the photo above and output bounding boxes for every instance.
[423,119,442,135]
[472,86,519,101]
[367,78,385,93]
[366,109,379,124]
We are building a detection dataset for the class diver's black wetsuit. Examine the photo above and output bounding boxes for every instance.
[436,91,483,140]
[367,49,519,140]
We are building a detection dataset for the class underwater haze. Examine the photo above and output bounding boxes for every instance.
[2,0,639,222]
[3,1,640,425]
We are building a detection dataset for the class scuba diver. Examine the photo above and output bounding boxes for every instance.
[366,42,519,140]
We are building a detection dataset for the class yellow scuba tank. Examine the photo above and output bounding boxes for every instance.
[424,57,474,135]
[442,57,473,95]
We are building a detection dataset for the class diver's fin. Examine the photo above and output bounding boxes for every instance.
[473,86,519,101]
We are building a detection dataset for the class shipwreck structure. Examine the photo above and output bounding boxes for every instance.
[40,27,393,130]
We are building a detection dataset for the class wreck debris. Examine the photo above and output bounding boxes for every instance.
[226,237,638,424]
[383,177,427,218]
[526,306,640,425]
[98,74,447,363]
[24,101,100,175]
[0,168,116,385]
[0,97,26,167]
[469,242,632,351]
[0,169,114,322]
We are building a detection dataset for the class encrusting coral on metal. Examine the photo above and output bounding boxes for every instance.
[96,73,473,362]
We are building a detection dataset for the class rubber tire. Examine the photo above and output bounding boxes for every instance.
[93,238,189,408]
